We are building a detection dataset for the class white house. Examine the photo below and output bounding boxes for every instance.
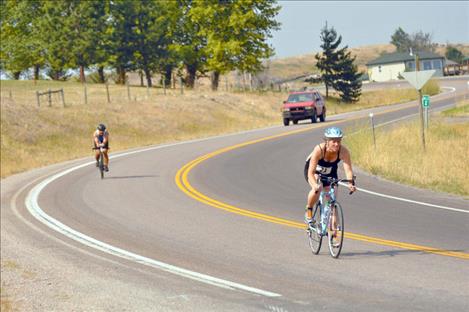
[366,52,445,82]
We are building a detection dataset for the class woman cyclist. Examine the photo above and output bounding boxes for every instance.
[304,127,356,224]
[93,123,110,172]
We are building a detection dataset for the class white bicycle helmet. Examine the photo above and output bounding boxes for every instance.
[324,127,343,139]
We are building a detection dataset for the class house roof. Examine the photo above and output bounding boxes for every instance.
[445,59,459,65]
[366,51,444,66]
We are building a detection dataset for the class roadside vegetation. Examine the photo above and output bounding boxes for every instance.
[440,102,469,117]
[0,79,438,178]
[344,99,469,196]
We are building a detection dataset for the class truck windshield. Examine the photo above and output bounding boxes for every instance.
[288,93,313,102]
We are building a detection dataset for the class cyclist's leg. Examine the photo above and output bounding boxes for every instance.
[102,148,109,171]
[330,185,339,236]
[103,150,108,164]
[94,146,100,165]
[306,184,322,221]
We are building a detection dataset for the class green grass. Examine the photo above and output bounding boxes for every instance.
[441,104,469,117]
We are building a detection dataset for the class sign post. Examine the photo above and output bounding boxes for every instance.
[401,67,435,150]
[422,95,430,129]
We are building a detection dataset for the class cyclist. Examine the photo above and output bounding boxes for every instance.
[93,123,110,172]
[304,127,356,225]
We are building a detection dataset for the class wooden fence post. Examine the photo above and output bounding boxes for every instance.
[126,80,131,101]
[36,91,40,107]
[180,77,183,95]
[48,88,52,106]
[105,81,110,103]
[163,78,166,95]
[61,89,65,107]
[84,83,88,104]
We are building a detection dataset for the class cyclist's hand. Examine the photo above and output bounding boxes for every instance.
[348,183,356,194]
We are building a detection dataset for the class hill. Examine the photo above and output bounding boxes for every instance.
[267,43,469,80]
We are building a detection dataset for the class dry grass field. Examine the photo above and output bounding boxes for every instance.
[0,78,435,178]
[0,80,284,177]
[344,99,469,196]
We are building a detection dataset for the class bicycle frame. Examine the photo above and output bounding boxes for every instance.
[307,174,354,258]
[317,186,337,235]
[93,146,106,179]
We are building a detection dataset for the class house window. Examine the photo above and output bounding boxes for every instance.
[433,60,442,69]
[423,60,432,70]
[407,61,415,71]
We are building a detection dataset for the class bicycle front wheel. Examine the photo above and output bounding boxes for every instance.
[328,202,344,258]
[307,203,322,255]
[99,152,104,179]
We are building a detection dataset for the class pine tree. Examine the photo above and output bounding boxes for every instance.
[391,27,411,53]
[333,50,362,102]
[445,46,464,64]
[315,22,345,98]
[316,22,362,102]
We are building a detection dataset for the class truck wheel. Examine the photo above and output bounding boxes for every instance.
[311,109,317,123]
[283,118,289,126]
[319,110,326,122]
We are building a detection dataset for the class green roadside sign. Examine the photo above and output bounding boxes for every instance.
[422,95,430,108]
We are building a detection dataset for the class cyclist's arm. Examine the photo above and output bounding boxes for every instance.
[340,146,356,192]
[102,131,109,145]
[93,132,100,147]
[307,145,322,191]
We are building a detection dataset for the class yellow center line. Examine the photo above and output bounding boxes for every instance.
[175,107,469,260]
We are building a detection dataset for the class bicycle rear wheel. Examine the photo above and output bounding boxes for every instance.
[328,202,344,258]
[99,152,104,179]
[307,203,322,254]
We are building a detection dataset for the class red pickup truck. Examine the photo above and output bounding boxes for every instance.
[281,90,326,126]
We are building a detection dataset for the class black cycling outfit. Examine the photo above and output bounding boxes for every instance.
[304,145,341,187]
[94,130,109,149]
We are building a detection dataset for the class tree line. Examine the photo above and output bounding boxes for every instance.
[0,0,280,90]
[390,27,465,63]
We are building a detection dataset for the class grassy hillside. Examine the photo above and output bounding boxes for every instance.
[268,43,469,79]
[0,79,434,178]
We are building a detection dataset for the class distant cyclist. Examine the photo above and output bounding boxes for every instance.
[304,127,356,224]
[93,123,109,172]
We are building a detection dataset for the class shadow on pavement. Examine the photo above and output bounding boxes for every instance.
[340,248,466,259]
[104,175,159,179]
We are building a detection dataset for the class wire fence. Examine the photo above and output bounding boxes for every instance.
[0,78,293,109]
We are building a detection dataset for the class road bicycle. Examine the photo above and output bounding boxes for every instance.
[307,175,355,258]
[92,146,106,179]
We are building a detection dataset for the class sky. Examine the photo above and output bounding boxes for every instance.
[269,1,469,58]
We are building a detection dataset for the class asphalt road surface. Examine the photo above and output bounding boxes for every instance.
[2,77,468,311]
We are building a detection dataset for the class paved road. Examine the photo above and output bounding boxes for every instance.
[2,77,468,311]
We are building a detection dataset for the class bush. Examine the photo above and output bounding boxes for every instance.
[421,78,440,96]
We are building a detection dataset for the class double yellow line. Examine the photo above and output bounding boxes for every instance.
[175,121,469,260]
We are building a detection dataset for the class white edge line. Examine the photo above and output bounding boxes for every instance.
[338,182,468,213]
[24,161,281,298]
